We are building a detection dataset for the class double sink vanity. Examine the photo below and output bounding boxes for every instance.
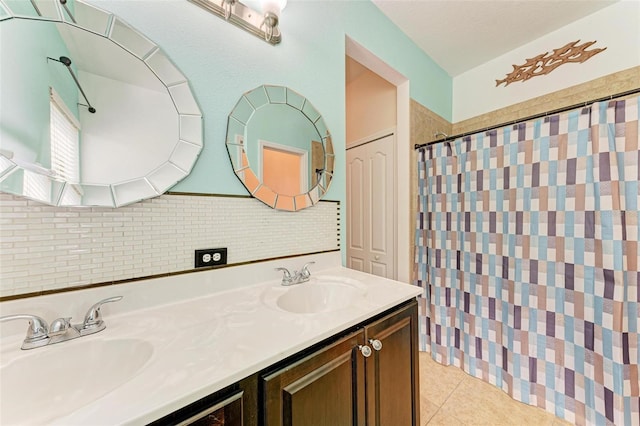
[0,253,422,425]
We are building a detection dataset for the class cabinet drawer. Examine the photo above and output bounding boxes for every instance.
[178,390,243,426]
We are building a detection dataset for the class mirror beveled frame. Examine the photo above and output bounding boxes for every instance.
[226,85,334,212]
[0,0,203,207]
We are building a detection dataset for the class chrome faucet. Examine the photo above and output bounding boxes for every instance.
[0,296,123,350]
[275,262,315,286]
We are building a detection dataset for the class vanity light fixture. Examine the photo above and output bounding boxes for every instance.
[188,0,286,45]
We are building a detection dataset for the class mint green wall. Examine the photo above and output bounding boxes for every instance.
[89,0,452,256]
[0,19,78,167]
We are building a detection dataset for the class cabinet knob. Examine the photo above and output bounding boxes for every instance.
[369,339,383,351]
[375,255,380,260]
[358,345,372,358]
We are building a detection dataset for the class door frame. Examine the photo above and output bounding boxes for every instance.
[346,37,410,283]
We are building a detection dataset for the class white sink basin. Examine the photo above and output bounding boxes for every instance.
[0,338,154,425]
[265,276,367,314]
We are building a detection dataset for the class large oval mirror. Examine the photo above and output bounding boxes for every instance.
[0,0,202,207]
[226,85,334,211]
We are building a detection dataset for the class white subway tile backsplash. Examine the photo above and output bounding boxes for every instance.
[0,193,340,297]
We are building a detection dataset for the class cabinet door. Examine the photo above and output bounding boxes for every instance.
[262,330,366,426]
[364,300,419,426]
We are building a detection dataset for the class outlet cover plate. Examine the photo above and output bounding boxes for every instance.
[195,248,227,268]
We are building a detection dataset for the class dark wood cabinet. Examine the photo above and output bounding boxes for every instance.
[262,300,419,426]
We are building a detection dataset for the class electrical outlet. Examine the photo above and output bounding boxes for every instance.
[195,248,227,268]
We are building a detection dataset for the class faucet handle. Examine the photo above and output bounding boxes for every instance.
[300,261,315,278]
[275,267,292,279]
[82,296,123,332]
[275,267,294,285]
[0,314,50,348]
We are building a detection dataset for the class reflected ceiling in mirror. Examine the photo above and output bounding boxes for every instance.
[0,0,202,207]
[226,85,334,212]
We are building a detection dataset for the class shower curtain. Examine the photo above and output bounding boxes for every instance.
[414,96,639,426]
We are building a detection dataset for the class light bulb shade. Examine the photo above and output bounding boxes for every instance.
[261,0,287,17]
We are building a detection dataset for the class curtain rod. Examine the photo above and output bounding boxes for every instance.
[47,56,96,114]
[414,87,640,150]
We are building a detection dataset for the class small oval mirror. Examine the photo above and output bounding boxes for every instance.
[0,0,202,207]
[226,85,334,211]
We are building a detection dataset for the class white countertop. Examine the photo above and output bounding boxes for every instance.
[0,253,421,425]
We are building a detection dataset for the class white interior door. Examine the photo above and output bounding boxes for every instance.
[346,134,396,279]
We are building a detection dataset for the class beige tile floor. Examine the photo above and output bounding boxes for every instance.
[419,352,573,426]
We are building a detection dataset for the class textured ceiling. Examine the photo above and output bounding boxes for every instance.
[371,0,618,77]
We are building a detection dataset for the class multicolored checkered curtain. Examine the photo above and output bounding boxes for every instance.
[414,96,639,426]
